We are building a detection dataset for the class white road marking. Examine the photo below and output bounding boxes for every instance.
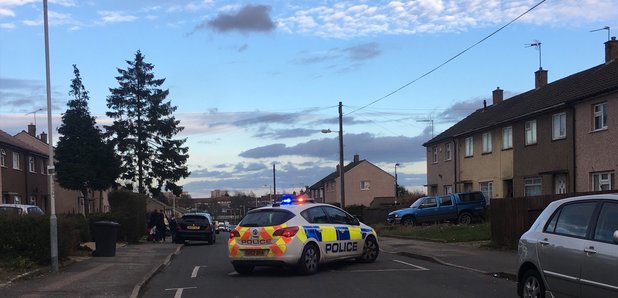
[191,266,206,278]
[344,268,427,273]
[165,287,197,298]
[393,259,430,270]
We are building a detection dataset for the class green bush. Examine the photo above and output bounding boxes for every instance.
[107,189,147,243]
[0,214,90,266]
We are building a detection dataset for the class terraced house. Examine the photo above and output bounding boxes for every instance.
[424,37,618,199]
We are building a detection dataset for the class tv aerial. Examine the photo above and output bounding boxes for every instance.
[590,26,610,41]
[525,39,542,69]
[25,108,45,126]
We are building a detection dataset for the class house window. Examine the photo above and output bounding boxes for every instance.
[592,172,614,191]
[0,149,5,167]
[525,120,537,145]
[12,152,21,170]
[480,181,493,199]
[482,132,492,153]
[524,177,542,197]
[464,137,473,157]
[463,183,473,192]
[432,146,438,163]
[593,102,608,131]
[360,180,371,191]
[41,160,46,174]
[443,185,453,195]
[28,156,35,173]
[552,113,566,140]
[445,143,452,161]
[502,126,512,149]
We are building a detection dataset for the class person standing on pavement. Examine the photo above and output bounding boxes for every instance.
[148,209,160,242]
[157,209,166,242]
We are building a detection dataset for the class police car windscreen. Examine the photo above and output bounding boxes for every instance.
[239,209,295,227]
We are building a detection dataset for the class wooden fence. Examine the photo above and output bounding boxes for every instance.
[490,190,618,248]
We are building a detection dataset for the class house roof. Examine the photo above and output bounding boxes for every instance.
[308,159,365,189]
[0,129,48,157]
[424,59,618,146]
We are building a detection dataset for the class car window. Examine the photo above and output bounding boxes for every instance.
[301,207,329,224]
[421,197,437,208]
[0,207,21,215]
[323,206,353,225]
[550,202,597,238]
[239,209,295,227]
[593,202,618,244]
[439,196,453,206]
[459,192,484,202]
[27,207,44,215]
[182,215,210,225]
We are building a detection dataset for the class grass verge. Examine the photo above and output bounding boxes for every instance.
[376,222,491,243]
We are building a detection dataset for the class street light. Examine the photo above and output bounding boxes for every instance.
[394,163,400,205]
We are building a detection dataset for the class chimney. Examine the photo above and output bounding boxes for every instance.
[492,87,503,105]
[40,132,48,144]
[27,123,36,137]
[353,154,359,163]
[535,67,547,89]
[606,36,618,63]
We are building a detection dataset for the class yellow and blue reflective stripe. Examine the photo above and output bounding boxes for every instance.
[302,225,372,242]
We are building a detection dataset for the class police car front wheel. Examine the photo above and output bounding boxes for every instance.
[297,243,319,275]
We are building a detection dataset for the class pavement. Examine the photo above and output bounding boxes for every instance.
[0,236,518,297]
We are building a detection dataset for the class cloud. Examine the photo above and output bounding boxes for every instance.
[297,42,381,65]
[254,128,318,139]
[197,4,276,33]
[277,1,618,38]
[239,132,429,163]
[0,77,65,113]
[182,162,334,197]
[343,42,380,60]
[0,8,15,17]
[0,22,15,29]
[98,11,137,24]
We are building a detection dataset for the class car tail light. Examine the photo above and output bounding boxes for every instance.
[273,226,299,238]
[229,229,240,239]
[175,223,181,231]
[205,224,212,232]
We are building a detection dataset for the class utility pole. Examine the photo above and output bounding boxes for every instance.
[272,164,276,203]
[338,101,345,208]
[43,0,59,273]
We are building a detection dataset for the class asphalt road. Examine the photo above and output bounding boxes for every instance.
[141,232,518,298]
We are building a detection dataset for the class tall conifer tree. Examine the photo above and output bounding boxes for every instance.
[105,50,189,195]
[55,65,120,214]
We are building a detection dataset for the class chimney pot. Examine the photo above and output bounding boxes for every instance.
[492,87,503,105]
[40,132,48,144]
[535,67,548,89]
[27,123,36,137]
[605,36,618,63]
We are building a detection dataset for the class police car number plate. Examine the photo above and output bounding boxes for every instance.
[244,249,266,256]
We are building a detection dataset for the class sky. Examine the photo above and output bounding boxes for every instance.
[1,0,617,198]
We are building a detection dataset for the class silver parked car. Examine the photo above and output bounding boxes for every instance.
[517,194,618,298]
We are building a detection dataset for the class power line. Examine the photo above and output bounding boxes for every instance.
[345,0,547,116]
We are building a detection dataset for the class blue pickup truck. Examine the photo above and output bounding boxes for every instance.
[387,191,487,225]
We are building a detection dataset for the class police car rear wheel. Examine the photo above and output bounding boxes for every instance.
[233,264,254,275]
[297,243,319,275]
[358,236,379,263]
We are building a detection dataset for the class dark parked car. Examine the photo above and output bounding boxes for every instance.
[174,212,217,244]
[517,194,618,298]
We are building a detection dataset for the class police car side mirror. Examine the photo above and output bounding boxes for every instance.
[351,217,360,226]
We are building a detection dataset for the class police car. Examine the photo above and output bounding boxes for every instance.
[228,195,379,275]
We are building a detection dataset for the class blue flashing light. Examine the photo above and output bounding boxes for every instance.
[281,195,294,205]
[279,194,314,205]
